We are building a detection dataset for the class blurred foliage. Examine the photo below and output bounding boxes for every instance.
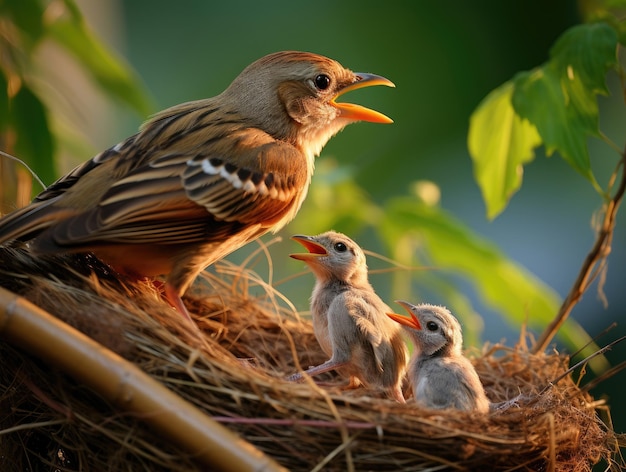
[469,8,625,218]
[0,0,151,212]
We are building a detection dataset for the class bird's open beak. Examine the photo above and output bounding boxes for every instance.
[290,235,328,261]
[331,73,394,124]
[387,300,422,330]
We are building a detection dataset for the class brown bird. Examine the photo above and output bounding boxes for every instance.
[0,51,394,321]
[288,231,409,402]
[387,301,490,413]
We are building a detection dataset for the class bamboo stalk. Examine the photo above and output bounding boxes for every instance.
[0,286,285,472]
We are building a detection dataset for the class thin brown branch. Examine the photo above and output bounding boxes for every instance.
[581,360,626,393]
[532,150,626,354]
[570,322,617,358]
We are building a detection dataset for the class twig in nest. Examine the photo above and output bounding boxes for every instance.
[538,336,626,397]
[532,150,626,354]
[212,416,376,429]
[570,322,617,358]
[581,360,626,394]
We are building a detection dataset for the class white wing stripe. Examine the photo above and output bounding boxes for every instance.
[190,158,288,201]
[197,158,243,189]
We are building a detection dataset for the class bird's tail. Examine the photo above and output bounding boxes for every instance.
[0,199,76,245]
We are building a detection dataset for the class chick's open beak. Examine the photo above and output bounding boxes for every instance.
[387,300,422,330]
[332,73,394,124]
[290,235,328,261]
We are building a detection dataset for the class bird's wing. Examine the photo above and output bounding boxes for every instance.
[0,118,174,243]
[33,136,138,203]
[446,359,484,410]
[182,138,307,225]
[35,129,307,248]
[342,295,387,373]
[417,358,480,410]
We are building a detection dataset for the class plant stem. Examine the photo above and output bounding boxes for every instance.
[532,149,626,354]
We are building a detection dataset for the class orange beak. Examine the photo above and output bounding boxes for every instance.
[290,235,328,261]
[331,72,394,124]
[387,300,422,330]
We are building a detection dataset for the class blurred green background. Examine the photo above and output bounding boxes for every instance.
[6,0,626,441]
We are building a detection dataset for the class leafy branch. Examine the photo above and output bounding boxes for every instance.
[468,4,626,351]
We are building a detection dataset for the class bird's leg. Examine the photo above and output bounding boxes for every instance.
[490,393,531,411]
[164,283,194,322]
[390,385,406,404]
[287,359,349,382]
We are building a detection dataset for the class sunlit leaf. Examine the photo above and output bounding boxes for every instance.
[468,81,541,219]
[46,1,153,116]
[10,85,56,185]
[380,196,562,332]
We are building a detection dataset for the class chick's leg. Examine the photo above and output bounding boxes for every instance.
[287,359,349,382]
[390,385,406,403]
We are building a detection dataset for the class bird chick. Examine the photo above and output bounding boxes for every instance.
[387,301,490,413]
[289,231,409,403]
[0,51,394,321]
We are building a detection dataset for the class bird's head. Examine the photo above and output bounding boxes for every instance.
[223,51,394,158]
[290,231,368,285]
[388,301,463,357]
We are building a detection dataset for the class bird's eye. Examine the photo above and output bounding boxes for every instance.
[314,74,331,90]
[334,242,347,252]
[426,321,438,331]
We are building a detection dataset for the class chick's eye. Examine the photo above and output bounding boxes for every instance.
[426,321,438,331]
[334,242,347,252]
[314,74,331,90]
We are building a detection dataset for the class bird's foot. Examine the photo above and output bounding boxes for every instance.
[286,372,303,382]
[346,375,362,390]
[491,393,532,411]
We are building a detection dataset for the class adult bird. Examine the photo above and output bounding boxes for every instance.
[0,51,394,321]
[387,301,490,412]
[289,231,409,403]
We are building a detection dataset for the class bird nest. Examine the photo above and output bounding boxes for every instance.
[0,245,622,471]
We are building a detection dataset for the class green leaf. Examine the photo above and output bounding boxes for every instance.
[10,85,56,185]
[512,23,618,186]
[46,1,153,116]
[550,22,618,94]
[468,81,541,219]
[380,196,562,333]
[512,67,595,180]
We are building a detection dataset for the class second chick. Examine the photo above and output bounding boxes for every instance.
[388,300,490,413]
[289,231,409,402]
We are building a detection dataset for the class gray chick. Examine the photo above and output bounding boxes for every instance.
[288,231,409,403]
[387,300,489,413]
